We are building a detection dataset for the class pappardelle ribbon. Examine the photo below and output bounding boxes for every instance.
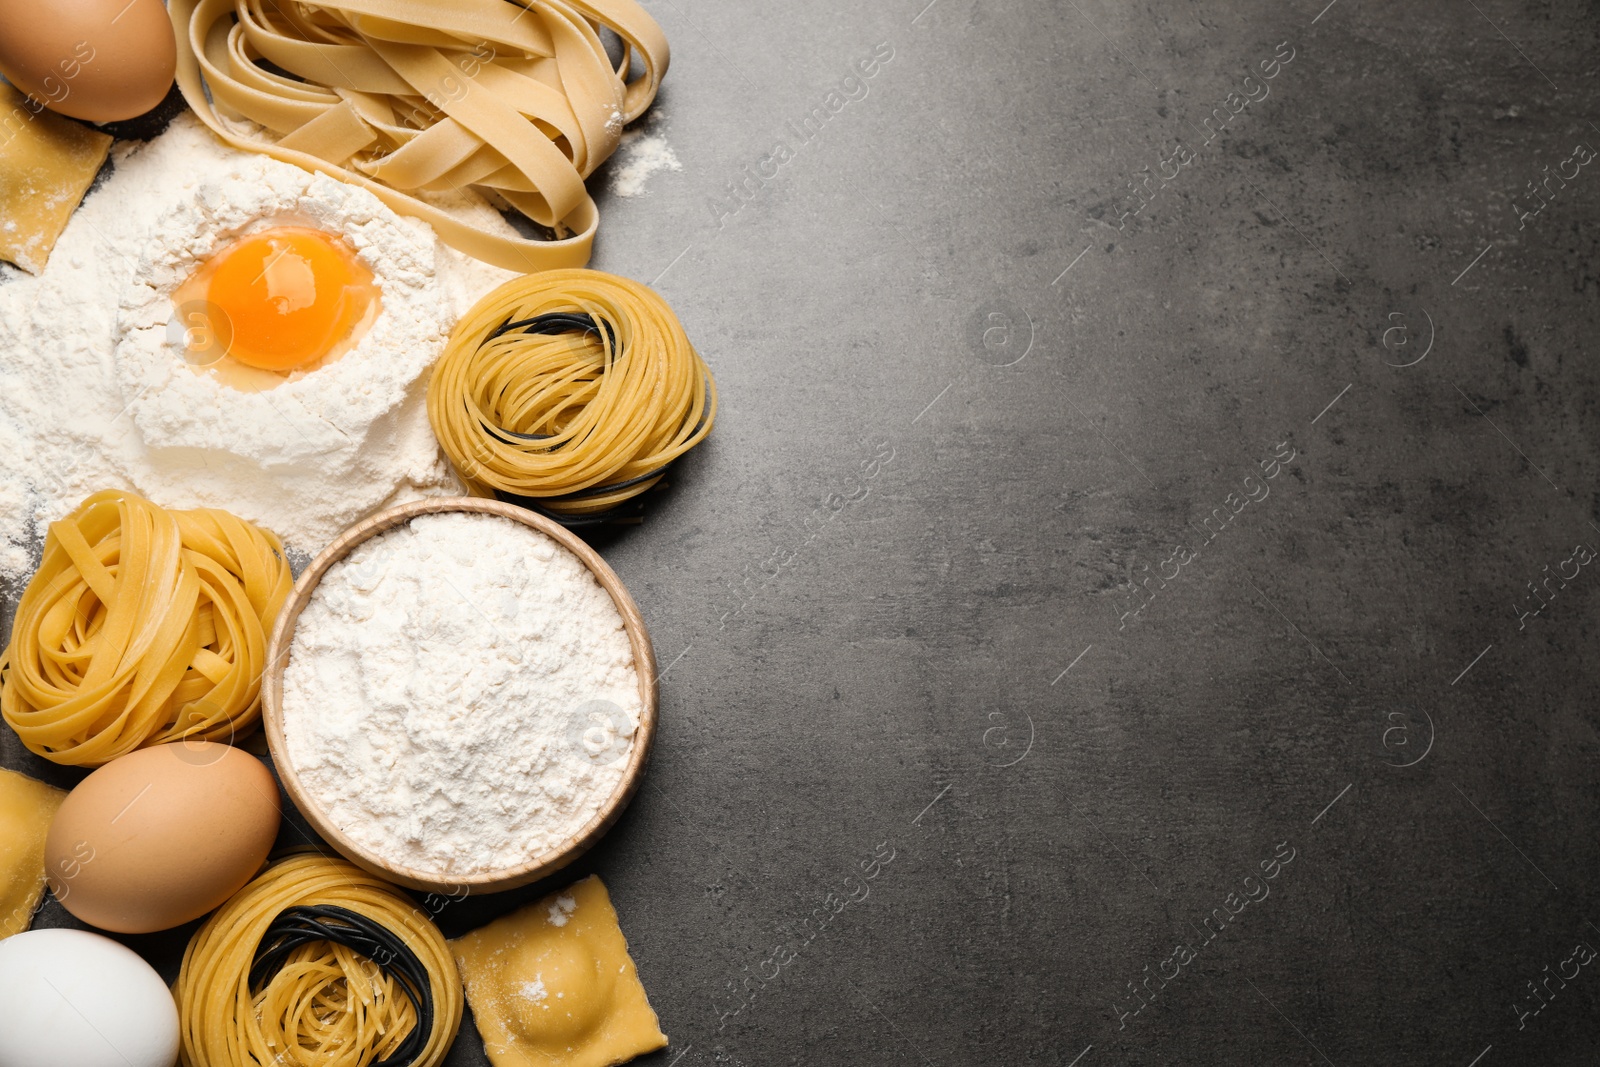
[169,0,669,272]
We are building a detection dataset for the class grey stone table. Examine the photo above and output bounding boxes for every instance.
[5,0,1599,1064]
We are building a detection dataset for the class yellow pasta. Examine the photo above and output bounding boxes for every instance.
[168,0,669,272]
[176,853,463,1067]
[428,269,715,521]
[0,490,292,767]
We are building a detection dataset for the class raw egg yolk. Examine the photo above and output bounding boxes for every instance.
[204,228,376,372]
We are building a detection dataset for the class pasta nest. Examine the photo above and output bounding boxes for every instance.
[176,853,463,1067]
[0,490,292,766]
[428,269,716,521]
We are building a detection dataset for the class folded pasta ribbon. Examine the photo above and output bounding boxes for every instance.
[168,0,669,272]
[0,490,292,767]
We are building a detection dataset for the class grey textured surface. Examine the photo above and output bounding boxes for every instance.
[5,0,1600,1064]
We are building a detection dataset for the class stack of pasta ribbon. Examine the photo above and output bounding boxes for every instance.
[169,0,669,271]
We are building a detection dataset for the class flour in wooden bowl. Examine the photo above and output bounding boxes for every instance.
[279,512,642,877]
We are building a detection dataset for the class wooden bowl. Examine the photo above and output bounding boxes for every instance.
[260,497,657,894]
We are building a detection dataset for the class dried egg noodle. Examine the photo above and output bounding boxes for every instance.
[169,0,668,272]
[0,491,291,768]
[427,269,715,519]
[176,853,463,1067]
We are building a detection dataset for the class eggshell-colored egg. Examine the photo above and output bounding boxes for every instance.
[44,741,280,933]
[0,928,178,1067]
[0,0,176,122]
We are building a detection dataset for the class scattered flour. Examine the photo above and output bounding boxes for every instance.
[609,131,681,198]
[547,893,578,927]
[0,114,517,582]
[280,512,641,876]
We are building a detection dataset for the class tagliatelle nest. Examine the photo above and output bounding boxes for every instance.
[0,490,292,767]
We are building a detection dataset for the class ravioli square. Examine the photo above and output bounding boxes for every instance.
[0,83,112,274]
[452,875,668,1067]
[0,768,67,939]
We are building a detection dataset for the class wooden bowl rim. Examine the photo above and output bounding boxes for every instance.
[260,497,658,894]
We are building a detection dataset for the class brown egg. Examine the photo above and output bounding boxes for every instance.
[44,741,281,933]
[0,0,175,123]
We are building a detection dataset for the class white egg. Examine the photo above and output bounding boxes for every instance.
[0,929,178,1067]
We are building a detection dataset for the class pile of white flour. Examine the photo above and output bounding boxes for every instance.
[0,115,514,582]
[280,512,642,876]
